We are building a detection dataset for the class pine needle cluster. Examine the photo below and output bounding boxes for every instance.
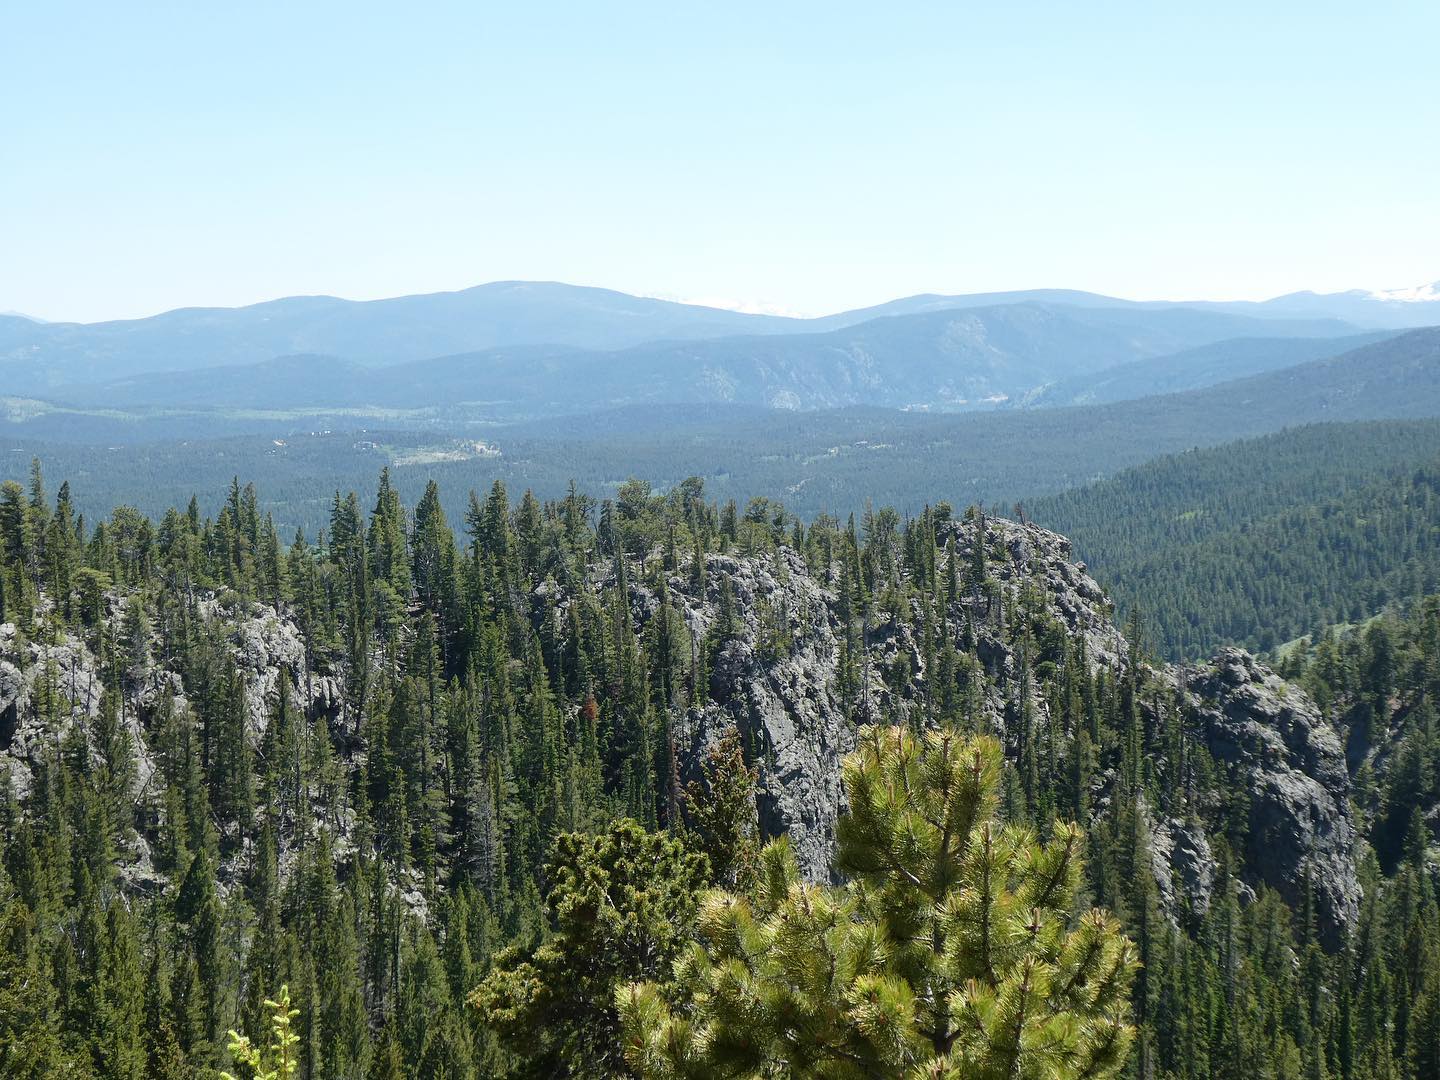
[618,726,1137,1078]
[221,985,300,1080]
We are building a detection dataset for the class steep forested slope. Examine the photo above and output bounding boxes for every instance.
[1028,420,1440,658]
[1,468,1436,1077]
[1021,330,1395,407]
[1281,599,1440,874]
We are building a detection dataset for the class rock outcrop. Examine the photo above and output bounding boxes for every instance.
[1,596,343,797]
[1181,648,1360,944]
[197,596,345,739]
[689,551,855,877]
[2,620,134,798]
[573,514,1361,941]
[2,513,1363,943]
[1147,811,1217,919]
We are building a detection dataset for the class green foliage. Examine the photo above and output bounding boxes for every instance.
[1285,597,1440,872]
[0,902,92,1078]
[222,985,300,1080]
[9,396,1440,554]
[1030,420,1440,659]
[3,459,1439,1080]
[680,732,760,889]
[618,727,1137,1078]
[471,820,709,1078]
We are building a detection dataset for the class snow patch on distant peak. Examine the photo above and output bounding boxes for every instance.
[1367,281,1440,304]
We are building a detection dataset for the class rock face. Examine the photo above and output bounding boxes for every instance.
[596,516,1360,942]
[196,597,345,740]
[565,548,858,877]
[1,620,132,798]
[1147,811,1217,920]
[2,513,1363,943]
[1181,648,1360,944]
[689,551,855,877]
[1,597,343,797]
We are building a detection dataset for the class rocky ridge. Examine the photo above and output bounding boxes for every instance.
[573,514,1361,941]
[1,598,340,792]
[2,514,1361,942]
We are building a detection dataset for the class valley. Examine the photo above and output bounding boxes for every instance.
[4,278,1440,1080]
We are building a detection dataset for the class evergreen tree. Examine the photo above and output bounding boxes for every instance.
[7,462,1440,1080]
[619,727,1136,1079]
[471,820,709,1078]
[221,985,300,1080]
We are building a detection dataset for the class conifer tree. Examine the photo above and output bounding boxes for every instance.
[471,820,708,1078]
[619,726,1136,1079]
[0,901,81,1078]
[9,463,1440,1080]
[679,731,759,889]
[221,984,300,1080]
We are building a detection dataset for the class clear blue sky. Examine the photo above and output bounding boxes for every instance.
[4,1,1438,322]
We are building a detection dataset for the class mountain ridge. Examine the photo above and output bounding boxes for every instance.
[40,302,1361,417]
[1017,330,1398,408]
[5,277,1437,394]
[0,281,801,390]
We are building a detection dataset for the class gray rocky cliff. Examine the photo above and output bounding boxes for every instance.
[2,514,1363,942]
[1,593,348,894]
[567,514,1360,941]
[1179,647,1360,943]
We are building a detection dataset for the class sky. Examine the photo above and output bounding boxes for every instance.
[3,1,1439,323]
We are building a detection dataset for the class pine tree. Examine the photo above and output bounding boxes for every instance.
[619,726,1137,1078]
[0,900,83,1078]
[679,731,759,889]
[471,820,709,1078]
[221,984,300,1080]
[9,463,1440,1079]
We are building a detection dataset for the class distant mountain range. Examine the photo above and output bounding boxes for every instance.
[0,283,801,390]
[1235,282,1440,327]
[802,282,1440,331]
[37,302,1363,419]
[2,278,1438,397]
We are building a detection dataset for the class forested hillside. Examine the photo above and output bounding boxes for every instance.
[1280,599,1440,875]
[1029,420,1440,658]
[2,466,1437,1077]
[5,326,1440,538]
[1020,330,1394,407]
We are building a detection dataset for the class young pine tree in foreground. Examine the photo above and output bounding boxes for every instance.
[221,985,299,1080]
[618,726,1137,1079]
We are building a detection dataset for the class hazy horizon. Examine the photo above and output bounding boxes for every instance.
[5,273,1439,328]
[7,1,1439,323]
